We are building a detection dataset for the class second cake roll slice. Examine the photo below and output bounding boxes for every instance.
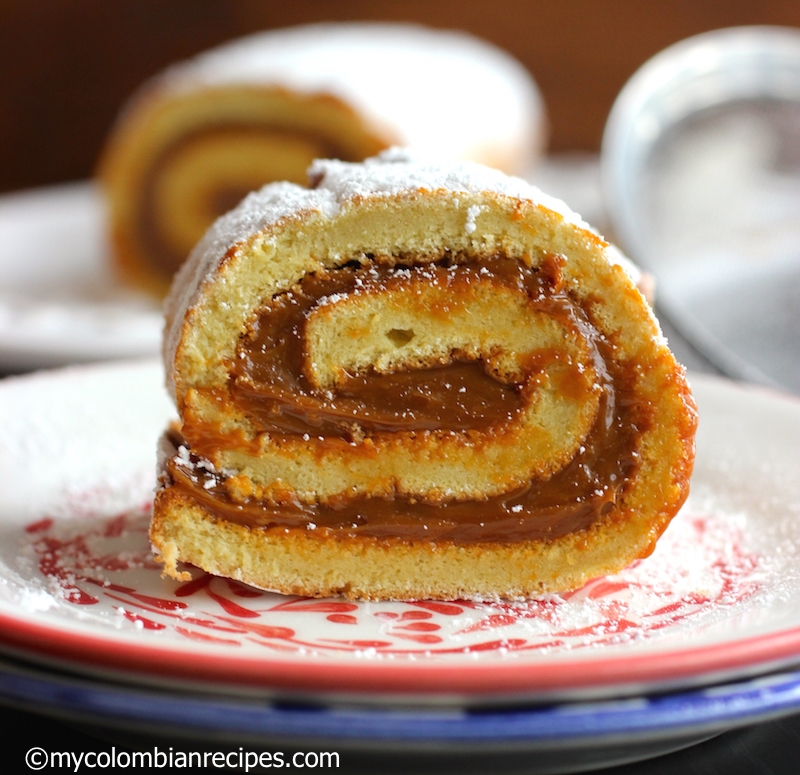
[152,151,697,601]
[98,23,544,297]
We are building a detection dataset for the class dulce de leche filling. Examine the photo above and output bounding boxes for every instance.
[168,254,651,543]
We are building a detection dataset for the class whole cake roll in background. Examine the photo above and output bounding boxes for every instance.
[150,150,697,602]
[98,23,545,297]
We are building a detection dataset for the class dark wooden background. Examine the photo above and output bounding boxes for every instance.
[1,0,799,194]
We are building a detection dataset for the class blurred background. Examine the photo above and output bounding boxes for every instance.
[2,0,800,194]
[1,0,799,386]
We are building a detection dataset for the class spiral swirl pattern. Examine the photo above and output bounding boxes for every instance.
[151,155,696,600]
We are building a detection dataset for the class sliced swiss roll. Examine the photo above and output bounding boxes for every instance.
[151,151,697,601]
[98,23,545,297]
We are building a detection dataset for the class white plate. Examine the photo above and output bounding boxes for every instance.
[0,360,799,705]
[0,183,161,370]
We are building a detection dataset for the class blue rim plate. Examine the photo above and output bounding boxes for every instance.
[2,654,800,774]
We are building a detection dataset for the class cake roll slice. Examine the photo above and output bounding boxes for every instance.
[151,151,697,601]
[98,23,545,297]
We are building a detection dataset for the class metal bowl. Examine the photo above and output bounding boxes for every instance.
[602,26,800,392]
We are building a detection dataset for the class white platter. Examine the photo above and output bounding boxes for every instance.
[0,183,161,370]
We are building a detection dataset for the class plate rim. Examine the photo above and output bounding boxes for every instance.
[2,603,800,701]
[2,651,800,746]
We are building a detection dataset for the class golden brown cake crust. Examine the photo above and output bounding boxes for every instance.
[150,152,697,601]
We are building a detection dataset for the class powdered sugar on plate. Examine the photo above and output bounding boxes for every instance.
[5,500,767,657]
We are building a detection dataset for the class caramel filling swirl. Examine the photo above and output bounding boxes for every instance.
[170,253,649,543]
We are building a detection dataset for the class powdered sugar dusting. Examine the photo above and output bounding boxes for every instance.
[190,148,590,266]
[162,150,604,397]
[465,204,484,234]
[307,150,589,228]
[168,148,592,312]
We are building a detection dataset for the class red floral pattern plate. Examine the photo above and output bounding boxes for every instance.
[1,360,799,704]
